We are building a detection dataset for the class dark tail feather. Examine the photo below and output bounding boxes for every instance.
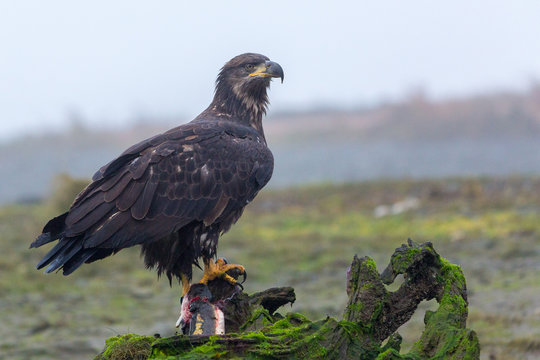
[85,248,115,264]
[33,212,100,276]
[62,249,99,275]
[30,212,68,248]
[30,233,52,249]
[43,241,81,273]
[36,240,70,269]
[36,236,99,275]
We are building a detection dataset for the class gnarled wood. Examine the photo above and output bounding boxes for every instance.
[97,240,480,359]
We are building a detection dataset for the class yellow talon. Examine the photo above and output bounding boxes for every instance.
[200,258,246,285]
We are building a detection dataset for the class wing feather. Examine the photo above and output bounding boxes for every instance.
[33,120,274,276]
[131,152,152,180]
[131,174,159,220]
[66,193,105,226]
[83,210,132,248]
[65,202,115,236]
[103,171,132,202]
[203,193,229,226]
[99,169,130,192]
[116,179,146,211]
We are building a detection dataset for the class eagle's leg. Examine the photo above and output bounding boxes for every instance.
[200,257,246,286]
[181,273,191,297]
[176,273,192,329]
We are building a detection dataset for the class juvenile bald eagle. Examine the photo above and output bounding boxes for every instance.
[31,53,283,306]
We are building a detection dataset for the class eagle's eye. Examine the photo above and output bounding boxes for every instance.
[244,64,255,72]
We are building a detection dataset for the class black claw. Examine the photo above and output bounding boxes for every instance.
[236,282,244,291]
[241,269,247,284]
[180,296,183,304]
[221,257,229,264]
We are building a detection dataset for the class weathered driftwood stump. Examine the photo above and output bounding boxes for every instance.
[96,240,480,359]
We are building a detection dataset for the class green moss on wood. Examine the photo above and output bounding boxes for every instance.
[97,241,480,359]
[240,307,274,332]
[95,333,155,360]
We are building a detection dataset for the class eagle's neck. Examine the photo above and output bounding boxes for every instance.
[204,80,270,140]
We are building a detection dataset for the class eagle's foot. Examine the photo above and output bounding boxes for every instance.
[200,258,246,286]
[176,259,245,329]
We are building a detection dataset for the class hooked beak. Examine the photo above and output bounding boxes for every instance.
[249,60,284,83]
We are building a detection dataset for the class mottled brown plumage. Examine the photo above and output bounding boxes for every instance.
[31,53,283,285]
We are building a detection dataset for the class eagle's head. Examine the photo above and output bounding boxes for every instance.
[212,53,284,118]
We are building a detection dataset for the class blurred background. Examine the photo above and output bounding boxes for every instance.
[1,1,539,359]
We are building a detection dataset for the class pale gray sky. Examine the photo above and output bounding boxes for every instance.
[1,1,539,140]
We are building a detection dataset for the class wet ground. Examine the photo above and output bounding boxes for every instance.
[1,177,539,359]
